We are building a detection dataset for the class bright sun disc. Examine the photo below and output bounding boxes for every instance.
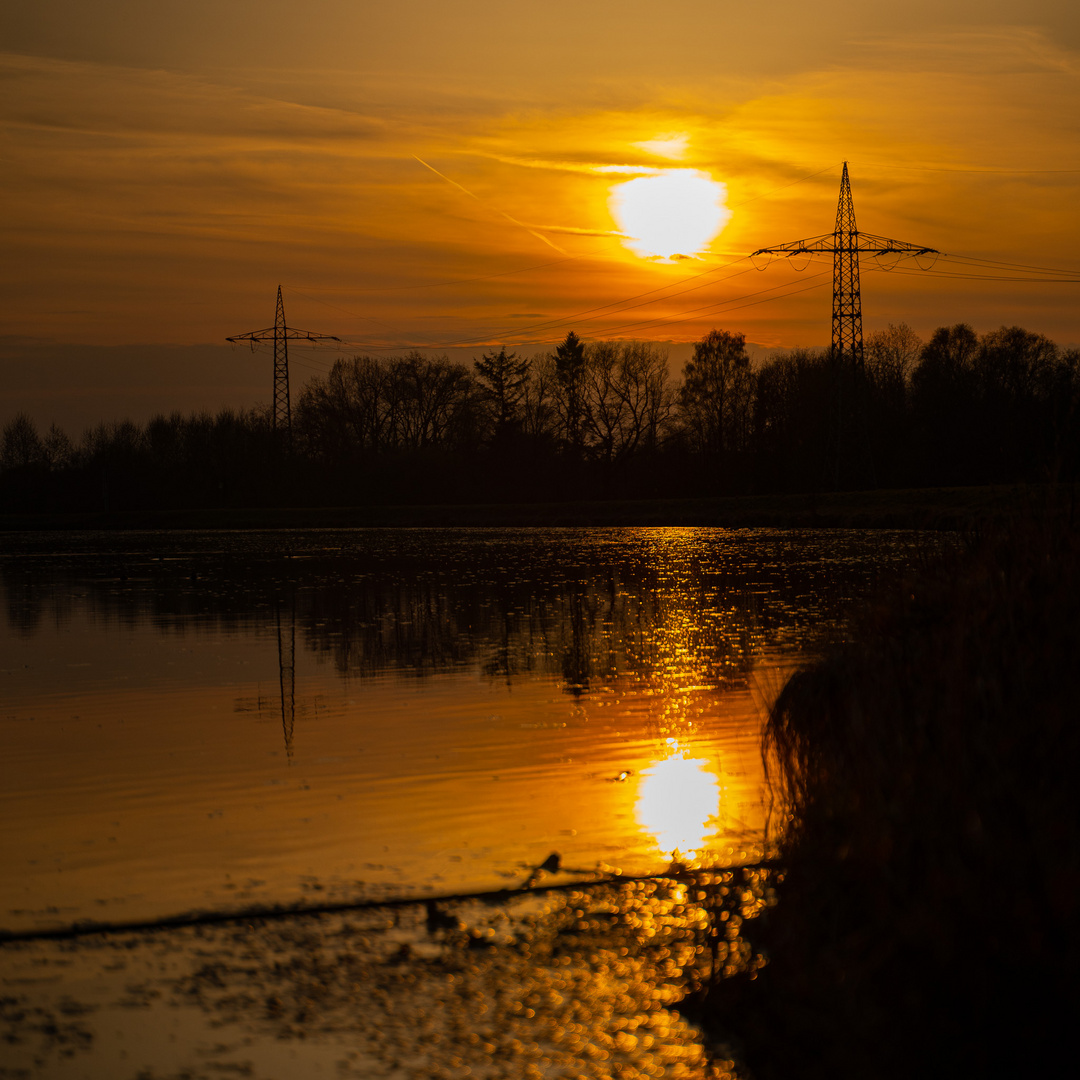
[609,169,731,260]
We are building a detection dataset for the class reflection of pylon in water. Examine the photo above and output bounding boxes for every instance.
[751,162,940,488]
[276,600,296,760]
[561,588,591,696]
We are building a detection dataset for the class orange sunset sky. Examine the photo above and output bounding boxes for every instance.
[2,1,1079,430]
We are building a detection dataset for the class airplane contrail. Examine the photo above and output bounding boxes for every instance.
[413,156,568,255]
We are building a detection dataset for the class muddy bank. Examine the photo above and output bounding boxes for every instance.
[1,868,771,1080]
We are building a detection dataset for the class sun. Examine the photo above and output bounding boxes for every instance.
[609,169,731,261]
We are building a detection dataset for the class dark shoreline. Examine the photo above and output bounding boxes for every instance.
[0,482,1070,532]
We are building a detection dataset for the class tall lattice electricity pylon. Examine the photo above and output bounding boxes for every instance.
[227,285,340,444]
[752,162,939,369]
[751,162,939,486]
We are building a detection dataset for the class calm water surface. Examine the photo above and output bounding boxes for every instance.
[1,527,953,935]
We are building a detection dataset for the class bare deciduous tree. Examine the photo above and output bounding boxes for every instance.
[296,353,481,459]
[865,323,923,392]
[582,341,673,464]
[1,412,44,470]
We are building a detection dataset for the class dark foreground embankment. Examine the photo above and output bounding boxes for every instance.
[0,483,1073,531]
[705,504,1080,1078]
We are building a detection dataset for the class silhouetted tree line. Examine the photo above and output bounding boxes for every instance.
[3,323,1078,512]
[0,407,282,513]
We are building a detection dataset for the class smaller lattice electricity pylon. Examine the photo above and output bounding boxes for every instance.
[228,285,340,446]
[751,162,939,487]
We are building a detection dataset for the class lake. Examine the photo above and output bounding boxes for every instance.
[0,527,955,1078]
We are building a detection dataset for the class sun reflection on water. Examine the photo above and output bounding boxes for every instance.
[635,746,720,859]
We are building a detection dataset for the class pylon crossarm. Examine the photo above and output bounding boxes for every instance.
[753,235,941,258]
[227,329,341,343]
[752,232,837,256]
[282,329,341,342]
[857,232,941,256]
[226,328,276,342]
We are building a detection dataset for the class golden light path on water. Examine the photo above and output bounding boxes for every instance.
[635,741,722,859]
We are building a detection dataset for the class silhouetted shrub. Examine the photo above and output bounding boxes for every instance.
[722,501,1080,1078]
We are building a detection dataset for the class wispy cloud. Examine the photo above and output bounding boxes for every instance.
[850,26,1080,76]
[478,153,664,177]
[529,224,627,237]
[412,155,568,253]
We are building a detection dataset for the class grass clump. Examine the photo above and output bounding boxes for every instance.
[724,507,1080,1078]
